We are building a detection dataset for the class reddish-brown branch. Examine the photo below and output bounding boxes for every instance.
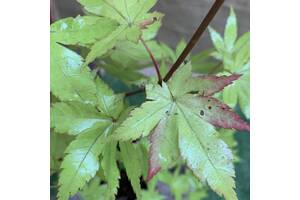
[140,37,163,85]
[163,0,224,82]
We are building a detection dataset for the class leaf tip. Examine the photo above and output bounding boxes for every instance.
[146,166,161,182]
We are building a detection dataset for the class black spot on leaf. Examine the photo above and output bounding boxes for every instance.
[200,110,204,116]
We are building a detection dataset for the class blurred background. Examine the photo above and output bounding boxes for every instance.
[50,0,249,199]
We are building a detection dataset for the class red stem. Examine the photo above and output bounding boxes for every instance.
[140,37,163,85]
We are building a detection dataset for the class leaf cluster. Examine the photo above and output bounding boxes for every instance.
[50,2,250,200]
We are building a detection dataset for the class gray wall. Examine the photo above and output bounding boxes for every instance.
[51,0,249,53]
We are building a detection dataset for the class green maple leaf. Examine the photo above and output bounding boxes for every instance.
[113,63,249,200]
[208,8,250,118]
[76,0,163,66]
[51,71,126,199]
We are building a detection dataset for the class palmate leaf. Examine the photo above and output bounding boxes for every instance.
[50,15,119,46]
[113,63,249,200]
[54,74,126,199]
[58,123,113,200]
[77,0,162,66]
[208,8,250,119]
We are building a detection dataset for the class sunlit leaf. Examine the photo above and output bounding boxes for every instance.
[114,64,249,199]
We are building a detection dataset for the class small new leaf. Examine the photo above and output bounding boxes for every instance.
[208,8,250,119]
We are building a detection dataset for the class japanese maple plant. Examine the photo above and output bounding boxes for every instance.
[50,0,250,199]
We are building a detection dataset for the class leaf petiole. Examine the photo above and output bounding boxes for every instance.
[140,37,163,84]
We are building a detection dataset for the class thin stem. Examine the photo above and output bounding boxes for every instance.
[125,87,145,97]
[140,37,163,85]
[163,0,224,82]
